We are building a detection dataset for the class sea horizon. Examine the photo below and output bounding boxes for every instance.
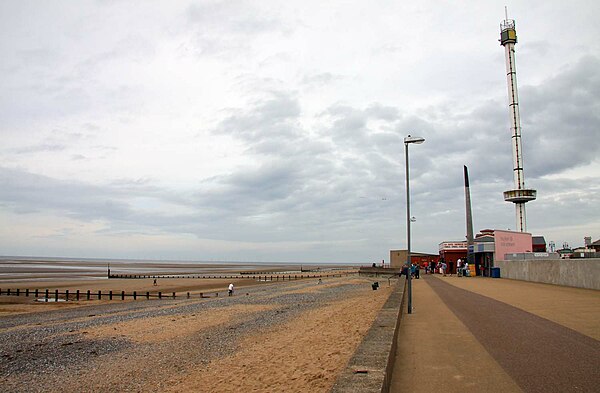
[0,255,362,282]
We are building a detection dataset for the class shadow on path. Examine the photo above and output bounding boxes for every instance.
[427,277,600,393]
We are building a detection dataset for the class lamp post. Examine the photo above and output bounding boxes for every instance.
[404,135,425,314]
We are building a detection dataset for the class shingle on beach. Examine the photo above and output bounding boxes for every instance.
[0,275,395,393]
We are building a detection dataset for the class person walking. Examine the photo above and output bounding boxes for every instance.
[457,258,463,277]
[228,283,234,296]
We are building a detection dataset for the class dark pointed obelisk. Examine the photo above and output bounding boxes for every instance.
[464,165,474,246]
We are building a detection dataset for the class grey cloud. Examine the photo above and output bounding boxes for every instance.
[520,56,600,177]
[301,72,343,86]
[185,2,287,57]
[12,143,68,154]
[216,92,302,144]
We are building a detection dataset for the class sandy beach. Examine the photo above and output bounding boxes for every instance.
[0,274,395,392]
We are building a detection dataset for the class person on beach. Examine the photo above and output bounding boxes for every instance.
[228,283,234,296]
[153,278,157,286]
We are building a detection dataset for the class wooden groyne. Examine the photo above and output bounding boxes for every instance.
[0,288,224,302]
[107,273,348,280]
[0,272,352,302]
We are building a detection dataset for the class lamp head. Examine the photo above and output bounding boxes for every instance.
[404,135,425,144]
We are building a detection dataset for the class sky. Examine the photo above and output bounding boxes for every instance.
[1,0,599,263]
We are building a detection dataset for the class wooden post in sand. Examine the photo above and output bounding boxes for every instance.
[187,292,190,299]
[54,290,59,302]
[45,289,49,300]
[158,292,162,299]
[98,290,102,300]
[172,292,176,299]
[133,291,137,300]
[121,291,125,300]
[35,289,39,298]
[109,291,113,300]
[26,288,29,297]
[146,292,149,299]
[65,290,69,301]
[76,290,80,300]
[86,290,90,300]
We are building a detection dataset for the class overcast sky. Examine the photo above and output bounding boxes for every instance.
[1,0,598,263]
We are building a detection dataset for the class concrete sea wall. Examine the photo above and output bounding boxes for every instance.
[331,278,406,393]
[494,258,600,290]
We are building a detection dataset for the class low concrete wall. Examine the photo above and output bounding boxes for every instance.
[331,279,406,393]
[494,258,600,290]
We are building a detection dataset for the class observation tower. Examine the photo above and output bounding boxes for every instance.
[500,14,536,232]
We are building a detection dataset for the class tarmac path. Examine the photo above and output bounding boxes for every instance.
[393,275,600,393]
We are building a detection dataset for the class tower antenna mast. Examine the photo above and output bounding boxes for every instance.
[499,12,536,232]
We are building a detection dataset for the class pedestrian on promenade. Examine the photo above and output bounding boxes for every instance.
[402,263,408,277]
[415,263,420,279]
[464,261,470,277]
[457,258,463,277]
[228,283,234,296]
[441,261,447,276]
[410,263,416,278]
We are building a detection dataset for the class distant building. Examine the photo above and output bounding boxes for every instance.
[532,236,547,252]
[470,229,534,276]
[438,241,468,274]
[390,250,438,269]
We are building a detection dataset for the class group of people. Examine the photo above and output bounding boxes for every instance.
[401,263,421,279]
[418,258,471,277]
[456,258,471,277]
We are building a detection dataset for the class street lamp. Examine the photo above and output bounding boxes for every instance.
[404,134,424,314]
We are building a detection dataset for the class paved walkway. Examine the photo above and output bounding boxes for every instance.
[390,275,600,393]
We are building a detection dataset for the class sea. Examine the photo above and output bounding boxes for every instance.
[0,256,358,282]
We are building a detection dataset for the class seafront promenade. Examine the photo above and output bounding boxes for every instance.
[390,275,600,393]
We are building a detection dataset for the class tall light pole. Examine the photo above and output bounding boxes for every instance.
[404,135,424,314]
